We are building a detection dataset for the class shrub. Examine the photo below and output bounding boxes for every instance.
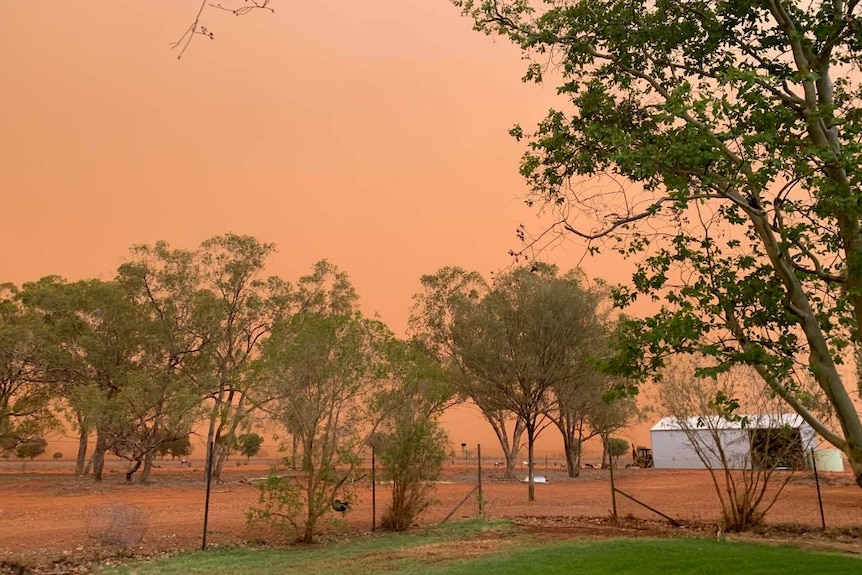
[237,433,264,462]
[16,438,47,460]
[156,435,192,460]
[375,412,448,531]
[608,438,629,465]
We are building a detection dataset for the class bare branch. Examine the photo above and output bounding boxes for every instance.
[172,0,275,60]
[211,0,275,16]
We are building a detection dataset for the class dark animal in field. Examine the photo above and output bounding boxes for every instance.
[332,499,349,515]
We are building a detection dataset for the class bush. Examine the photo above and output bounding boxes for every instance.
[52,452,63,460]
[608,438,629,463]
[237,433,264,462]
[157,435,192,459]
[16,438,47,460]
[375,414,448,531]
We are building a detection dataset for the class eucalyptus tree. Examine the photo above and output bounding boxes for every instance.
[250,280,387,543]
[549,369,638,475]
[20,277,146,480]
[194,234,294,480]
[451,264,604,501]
[456,1,862,486]
[122,234,292,481]
[409,267,525,478]
[114,247,211,482]
[536,272,616,477]
[0,283,57,455]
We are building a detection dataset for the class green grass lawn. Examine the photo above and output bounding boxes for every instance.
[101,520,859,575]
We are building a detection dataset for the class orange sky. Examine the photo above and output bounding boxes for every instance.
[1,1,642,459]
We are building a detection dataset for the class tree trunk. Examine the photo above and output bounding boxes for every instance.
[74,425,89,476]
[848,448,862,489]
[212,437,229,480]
[562,434,580,478]
[210,389,247,481]
[204,390,225,482]
[526,424,536,502]
[92,430,108,482]
[600,433,610,469]
[551,408,585,477]
[125,458,142,482]
[486,414,524,479]
[138,452,154,484]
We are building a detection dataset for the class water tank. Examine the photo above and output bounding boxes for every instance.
[813,449,844,472]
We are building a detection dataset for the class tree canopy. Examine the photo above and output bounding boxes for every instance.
[456,0,862,487]
[413,263,622,497]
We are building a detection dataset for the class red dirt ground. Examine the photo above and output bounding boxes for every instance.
[1,459,859,571]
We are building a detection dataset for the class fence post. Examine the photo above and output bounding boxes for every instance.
[477,444,483,516]
[371,446,377,532]
[607,438,617,519]
[810,448,826,530]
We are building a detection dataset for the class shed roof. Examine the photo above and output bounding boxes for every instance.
[650,413,807,432]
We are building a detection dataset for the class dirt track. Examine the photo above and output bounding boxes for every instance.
[1,460,859,569]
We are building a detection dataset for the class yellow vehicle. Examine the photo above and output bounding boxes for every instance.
[634,446,654,468]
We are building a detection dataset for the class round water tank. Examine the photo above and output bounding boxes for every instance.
[814,449,844,472]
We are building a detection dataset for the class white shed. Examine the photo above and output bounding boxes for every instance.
[650,414,816,470]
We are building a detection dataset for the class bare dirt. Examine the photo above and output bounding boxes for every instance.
[0,460,859,573]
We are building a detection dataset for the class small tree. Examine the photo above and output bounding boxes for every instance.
[659,357,804,531]
[373,339,452,531]
[375,415,448,531]
[607,438,629,467]
[157,435,192,460]
[237,432,263,462]
[16,437,47,460]
[250,301,385,542]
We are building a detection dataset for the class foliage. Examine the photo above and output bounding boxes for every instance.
[121,234,292,482]
[157,435,193,459]
[410,267,525,480]
[373,339,452,531]
[15,437,47,460]
[247,467,305,537]
[545,310,636,476]
[607,438,628,460]
[253,270,385,542]
[450,264,614,500]
[456,0,862,488]
[237,432,264,461]
[0,284,57,454]
[376,415,448,531]
[20,277,151,480]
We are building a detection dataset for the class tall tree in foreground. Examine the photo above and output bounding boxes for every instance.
[456,1,862,486]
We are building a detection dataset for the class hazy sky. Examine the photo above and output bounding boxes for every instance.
[1,0,635,334]
[1,1,644,455]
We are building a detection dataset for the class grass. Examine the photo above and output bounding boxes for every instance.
[101,519,860,575]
